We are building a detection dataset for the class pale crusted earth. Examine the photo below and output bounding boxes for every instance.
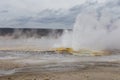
[0,50,120,80]
[0,67,120,80]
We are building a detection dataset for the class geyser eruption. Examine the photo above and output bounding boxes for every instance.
[72,0,120,51]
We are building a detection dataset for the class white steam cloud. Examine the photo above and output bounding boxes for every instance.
[60,0,120,51]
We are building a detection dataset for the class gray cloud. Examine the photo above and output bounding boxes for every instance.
[0,5,82,29]
[0,0,119,29]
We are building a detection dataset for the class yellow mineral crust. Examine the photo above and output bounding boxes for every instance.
[54,47,74,53]
[54,48,112,56]
[72,49,111,56]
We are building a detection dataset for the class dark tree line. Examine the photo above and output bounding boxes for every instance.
[0,28,66,38]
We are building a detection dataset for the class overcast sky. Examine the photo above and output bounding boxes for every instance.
[0,0,117,29]
[0,0,87,11]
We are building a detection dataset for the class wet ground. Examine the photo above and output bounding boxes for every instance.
[0,51,120,74]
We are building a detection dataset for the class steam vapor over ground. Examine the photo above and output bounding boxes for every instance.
[0,28,67,50]
[61,0,120,51]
